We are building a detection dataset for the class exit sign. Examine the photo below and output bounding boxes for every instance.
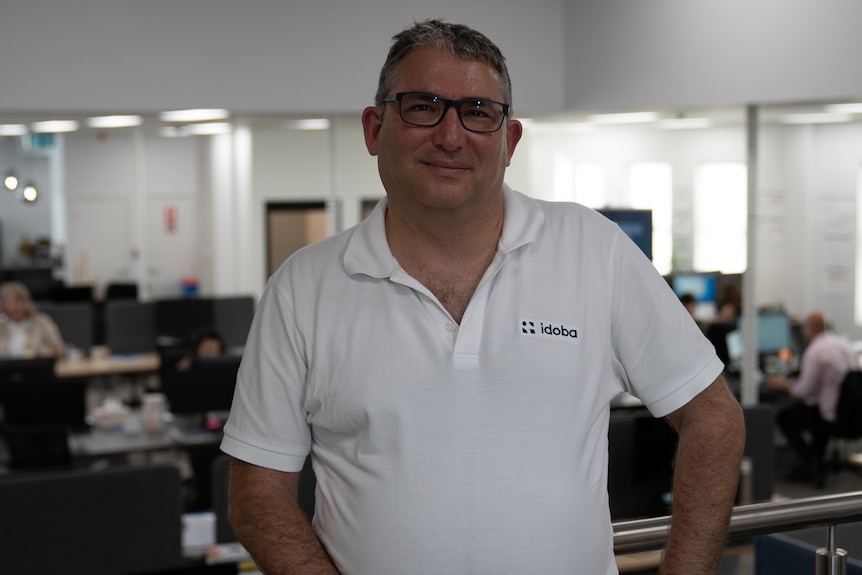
[30,133,55,149]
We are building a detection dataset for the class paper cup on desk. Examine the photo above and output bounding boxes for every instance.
[142,393,167,432]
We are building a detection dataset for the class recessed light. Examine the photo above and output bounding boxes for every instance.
[87,115,143,128]
[30,120,80,133]
[287,119,330,130]
[0,124,28,136]
[185,122,232,135]
[159,109,230,122]
[781,113,852,125]
[824,103,862,114]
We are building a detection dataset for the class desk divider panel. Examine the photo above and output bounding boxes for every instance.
[105,300,156,354]
[36,301,96,352]
[213,295,255,351]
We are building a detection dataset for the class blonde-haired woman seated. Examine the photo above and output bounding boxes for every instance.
[0,281,65,358]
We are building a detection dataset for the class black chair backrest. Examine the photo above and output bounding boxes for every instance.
[835,370,862,439]
[0,464,184,575]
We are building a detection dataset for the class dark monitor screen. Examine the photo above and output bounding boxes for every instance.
[1,374,88,429]
[598,209,653,261]
[0,357,56,387]
[154,299,215,344]
[161,356,240,416]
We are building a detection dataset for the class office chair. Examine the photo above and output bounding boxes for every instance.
[104,282,139,300]
[826,370,862,472]
[0,422,73,470]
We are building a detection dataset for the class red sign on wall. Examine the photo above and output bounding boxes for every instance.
[164,205,177,233]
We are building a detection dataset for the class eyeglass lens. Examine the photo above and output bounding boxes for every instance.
[398,93,506,133]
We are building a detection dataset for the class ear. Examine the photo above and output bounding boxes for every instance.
[361,106,383,156]
[504,119,523,167]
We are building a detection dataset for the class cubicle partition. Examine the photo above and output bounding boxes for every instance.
[104,300,156,354]
[37,301,96,353]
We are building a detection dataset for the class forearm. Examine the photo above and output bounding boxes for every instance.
[228,458,340,575]
[661,379,746,575]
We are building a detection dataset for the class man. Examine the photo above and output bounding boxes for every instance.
[221,19,745,575]
[766,310,858,486]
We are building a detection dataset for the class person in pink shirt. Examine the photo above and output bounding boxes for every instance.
[766,310,859,486]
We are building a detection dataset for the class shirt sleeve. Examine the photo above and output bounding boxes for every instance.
[220,276,311,472]
[608,232,725,418]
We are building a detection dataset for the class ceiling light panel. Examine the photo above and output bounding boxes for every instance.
[159,109,230,122]
[0,124,28,136]
[87,115,143,128]
[824,103,862,114]
[30,120,80,133]
[782,113,852,125]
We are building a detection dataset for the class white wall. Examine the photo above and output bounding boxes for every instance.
[0,0,566,116]
[564,0,862,111]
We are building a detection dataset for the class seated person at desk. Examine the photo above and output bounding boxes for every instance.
[0,281,65,358]
[175,328,224,371]
[764,310,858,486]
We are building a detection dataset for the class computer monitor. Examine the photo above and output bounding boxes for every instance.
[757,312,791,354]
[598,209,653,261]
[671,272,719,320]
[154,298,215,346]
[1,377,89,429]
[0,357,56,387]
[161,356,240,416]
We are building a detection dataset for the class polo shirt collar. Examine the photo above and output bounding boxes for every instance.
[343,183,545,279]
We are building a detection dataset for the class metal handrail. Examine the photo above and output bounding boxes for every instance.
[613,490,862,555]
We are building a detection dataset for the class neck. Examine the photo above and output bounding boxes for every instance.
[385,202,503,267]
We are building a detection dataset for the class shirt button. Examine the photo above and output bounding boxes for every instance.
[445,323,455,332]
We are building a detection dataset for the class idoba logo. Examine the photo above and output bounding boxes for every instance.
[521,320,578,339]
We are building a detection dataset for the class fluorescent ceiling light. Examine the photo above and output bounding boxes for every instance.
[87,115,142,128]
[825,103,862,114]
[781,112,852,125]
[287,118,330,130]
[185,122,232,135]
[31,120,80,133]
[159,108,230,122]
[589,111,659,125]
[657,118,713,130]
[0,124,28,136]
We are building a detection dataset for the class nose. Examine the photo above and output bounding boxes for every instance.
[432,104,466,150]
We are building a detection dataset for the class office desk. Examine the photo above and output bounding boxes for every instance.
[56,346,160,379]
[71,425,221,458]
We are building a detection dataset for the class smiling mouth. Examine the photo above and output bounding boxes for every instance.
[424,160,470,173]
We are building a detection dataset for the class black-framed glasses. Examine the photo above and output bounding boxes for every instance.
[382,92,510,134]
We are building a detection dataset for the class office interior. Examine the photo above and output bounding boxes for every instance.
[2,1,862,573]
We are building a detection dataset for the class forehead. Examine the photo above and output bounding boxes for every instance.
[392,47,504,100]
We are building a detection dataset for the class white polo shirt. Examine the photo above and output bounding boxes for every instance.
[221,185,723,575]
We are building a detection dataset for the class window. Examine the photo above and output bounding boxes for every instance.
[573,163,605,208]
[627,163,672,275]
[693,163,747,274]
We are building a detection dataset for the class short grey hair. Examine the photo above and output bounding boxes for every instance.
[0,281,36,317]
[374,19,513,113]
